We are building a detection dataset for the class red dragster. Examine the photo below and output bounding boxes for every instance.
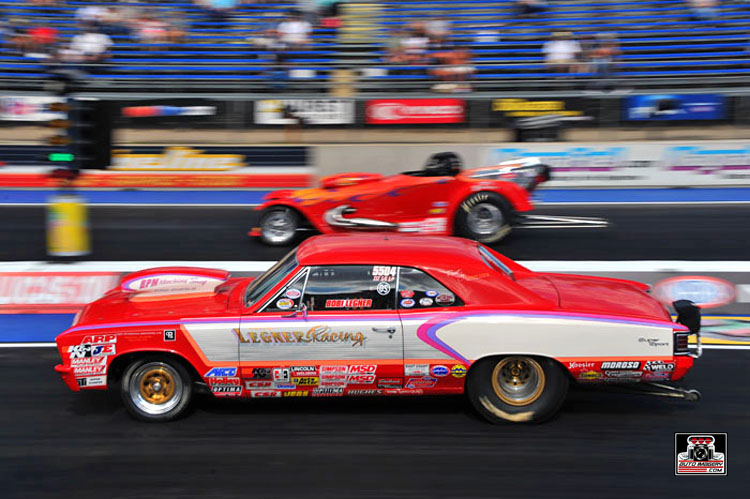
[250,152,560,246]
[55,234,701,424]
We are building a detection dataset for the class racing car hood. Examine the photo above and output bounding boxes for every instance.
[538,273,671,321]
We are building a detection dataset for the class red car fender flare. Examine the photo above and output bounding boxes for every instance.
[256,201,329,233]
[447,182,534,228]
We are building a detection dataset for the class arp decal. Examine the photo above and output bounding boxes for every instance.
[235,326,366,347]
[81,334,116,344]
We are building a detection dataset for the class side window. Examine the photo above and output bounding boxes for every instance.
[397,267,463,309]
[303,265,396,311]
[262,270,307,312]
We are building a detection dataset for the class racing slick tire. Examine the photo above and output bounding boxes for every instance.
[120,357,192,422]
[466,356,569,424]
[259,206,300,246]
[454,192,513,244]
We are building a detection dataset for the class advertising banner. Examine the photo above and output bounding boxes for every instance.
[0,96,66,122]
[490,97,595,125]
[365,98,465,124]
[0,272,120,313]
[255,99,354,125]
[487,141,750,187]
[624,94,726,121]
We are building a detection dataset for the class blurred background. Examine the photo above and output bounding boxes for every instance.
[0,1,749,496]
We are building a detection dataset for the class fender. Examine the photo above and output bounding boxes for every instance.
[255,201,332,234]
[447,182,534,233]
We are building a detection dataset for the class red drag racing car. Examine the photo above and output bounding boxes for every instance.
[250,152,606,246]
[55,234,700,423]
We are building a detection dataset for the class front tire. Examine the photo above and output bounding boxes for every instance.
[466,356,569,424]
[453,192,513,244]
[120,358,192,422]
[259,206,300,246]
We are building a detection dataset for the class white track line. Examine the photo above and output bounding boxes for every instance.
[4,261,750,273]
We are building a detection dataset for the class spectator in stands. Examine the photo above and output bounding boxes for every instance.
[426,15,451,48]
[76,4,107,30]
[166,10,189,45]
[98,7,132,39]
[589,32,621,87]
[135,13,169,47]
[543,31,581,74]
[5,19,33,56]
[28,23,58,57]
[67,28,113,65]
[402,23,430,67]
[430,45,474,92]
[198,0,237,23]
[688,0,720,21]
[277,10,312,49]
[385,28,409,65]
[516,0,548,16]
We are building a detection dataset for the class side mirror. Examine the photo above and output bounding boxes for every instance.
[283,303,308,319]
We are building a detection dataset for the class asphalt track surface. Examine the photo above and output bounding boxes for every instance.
[0,348,746,499]
[2,204,750,261]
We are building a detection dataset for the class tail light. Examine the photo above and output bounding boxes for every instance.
[674,332,690,355]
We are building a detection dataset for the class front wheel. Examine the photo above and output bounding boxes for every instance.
[259,206,300,246]
[120,358,192,422]
[453,192,513,244]
[466,356,569,424]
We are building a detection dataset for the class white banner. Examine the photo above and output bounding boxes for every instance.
[0,96,66,122]
[487,141,750,187]
[255,99,354,125]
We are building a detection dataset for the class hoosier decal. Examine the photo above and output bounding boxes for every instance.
[234,326,366,347]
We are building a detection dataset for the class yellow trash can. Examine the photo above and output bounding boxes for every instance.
[47,193,90,257]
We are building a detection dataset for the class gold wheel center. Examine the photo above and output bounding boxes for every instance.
[139,368,175,405]
[491,357,546,407]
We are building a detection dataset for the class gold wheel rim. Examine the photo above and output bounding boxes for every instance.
[491,357,545,406]
[139,367,175,405]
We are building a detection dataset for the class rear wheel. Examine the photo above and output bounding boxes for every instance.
[120,358,192,422]
[259,206,300,246]
[454,192,513,244]
[466,356,568,424]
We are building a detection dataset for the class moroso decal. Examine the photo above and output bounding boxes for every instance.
[235,326,366,347]
[600,361,640,370]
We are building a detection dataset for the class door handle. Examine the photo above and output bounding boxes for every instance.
[372,327,396,333]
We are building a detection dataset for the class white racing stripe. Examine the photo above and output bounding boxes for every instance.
[4,260,750,273]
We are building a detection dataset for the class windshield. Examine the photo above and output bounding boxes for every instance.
[478,245,514,280]
[244,249,298,307]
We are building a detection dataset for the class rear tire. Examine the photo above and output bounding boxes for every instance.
[453,192,513,244]
[259,206,300,246]
[466,356,568,424]
[120,357,192,422]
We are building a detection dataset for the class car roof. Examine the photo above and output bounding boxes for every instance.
[297,233,483,267]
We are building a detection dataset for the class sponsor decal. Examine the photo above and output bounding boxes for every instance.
[642,371,672,381]
[644,361,676,372]
[312,387,345,397]
[405,364,430,377]
[122,105,216,118]
[347,389,382,396]
[274,383,297,390]
[579,370,603,380]
[249,368,272,380]
[397,217,447,234]
[72,364,107,376]
[625,94,726,121]
[436,293,455,305]
[347,374,376,384]
[0,272,119,313]
[250,390,281,398]
[254,99,354,125]
[321,365,348,374]
[244,380,273,389]
[0,96,66,121]
[406,377,437,389]
[431,365,449,377]
[400,289,415,298]
[604,371,643,379]
[163,329,176,342]
[291,365,317,375]
[211,385,243,396]
[121,273,227,294]
[383,388,424,396]
[376,282,391,296]
[204,367,237,378]
[273,368,290,383]
[600,361,641,370]
[377,378,403,388]
[652,276,736,309]
[450,365,467,378]
[419,297,434,307]
[293,377,319,386]
[568,361,596,370]
[112,146,244,172]
[79,375,107,387]
[285,288,302,300]
[491,97,588,121]
[372,266,397,282]
[318,381,347,388]
[324,299,372,309]
[319,375,347,384]
[639,337,669,347]
[68,343,115,359]
[276,298,294,310]
[675,433,727,475]
[81,334,116,345]
[208,377,241,386]
[366,98,465,124]
[70,357,107,366]
[425,290,438,298]
[76,378,87,387]
[400,299,415,308]
[235,326,366,347]
[349,365,377,375]
[283,391,309,397]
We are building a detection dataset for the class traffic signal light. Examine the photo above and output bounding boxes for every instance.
[71,100,113,170]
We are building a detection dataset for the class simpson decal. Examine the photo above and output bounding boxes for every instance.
[235,326,366,347]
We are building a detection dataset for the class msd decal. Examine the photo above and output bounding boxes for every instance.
[348,365,377,375]
[347,374,376,384]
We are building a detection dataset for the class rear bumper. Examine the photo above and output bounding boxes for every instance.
[54,364,80,392]
[671,355,694,382]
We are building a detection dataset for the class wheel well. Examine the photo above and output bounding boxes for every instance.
[453,191,515,225]
[107,351,202,388]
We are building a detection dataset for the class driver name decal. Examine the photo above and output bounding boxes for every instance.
[234,326,366,347]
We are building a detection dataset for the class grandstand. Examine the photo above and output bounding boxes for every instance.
[0,0,749,93]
